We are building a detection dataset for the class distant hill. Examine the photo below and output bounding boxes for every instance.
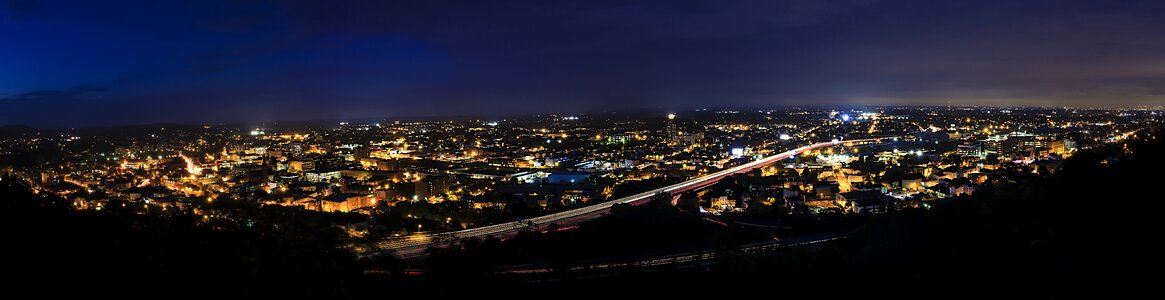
[0,125,38,139]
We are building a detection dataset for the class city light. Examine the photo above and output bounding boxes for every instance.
[731,148,744,158]
[24,110,1115,260]
[180,153,202,175]
[4,1,1163,293]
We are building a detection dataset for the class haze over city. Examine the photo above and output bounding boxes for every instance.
[4,0,1165,127]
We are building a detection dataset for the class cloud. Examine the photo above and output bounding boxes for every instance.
[2,85,109,102]
[1,85,113,127]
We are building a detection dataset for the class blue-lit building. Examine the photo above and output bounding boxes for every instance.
[548,171,591,184]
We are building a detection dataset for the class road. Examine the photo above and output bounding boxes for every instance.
[365,136,896,258]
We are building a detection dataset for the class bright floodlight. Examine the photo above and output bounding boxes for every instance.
[667,113,676,120]
[841,114,851,122]
[832,138,840,143]
[780,134,791,140]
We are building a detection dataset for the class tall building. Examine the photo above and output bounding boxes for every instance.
[289,143,304,157]
[675,132,704,144]
[1002,136,1040,154]
[1048,139,1066,155]
[665,113,678,144]
[415,175,452,201]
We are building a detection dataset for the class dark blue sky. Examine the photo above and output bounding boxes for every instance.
[3,0,1165,127]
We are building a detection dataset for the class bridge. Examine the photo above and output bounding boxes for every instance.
[364,136,898,258]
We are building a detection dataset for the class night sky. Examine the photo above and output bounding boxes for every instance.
[3,0,1165,127]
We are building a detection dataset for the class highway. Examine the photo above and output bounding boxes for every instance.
[366,136,896,258]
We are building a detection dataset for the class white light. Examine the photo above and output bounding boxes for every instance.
[731,148,744,158]
[841,114,851,122]
[667,113,676,120]
[831,138,840,143]
[779,134,791,140]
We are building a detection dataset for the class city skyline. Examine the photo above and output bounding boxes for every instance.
[5,0,1165,127]
[4,105,1159,296]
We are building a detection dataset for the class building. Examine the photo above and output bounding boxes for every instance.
[665,116,678,144]
[459,167,536,181]
[710,196,742,212]
[950,183,977,196]
[415,175,452,200]
[548,171,590,184]
[836,190,894,213]
[913,131,949,144]
[957,142,984,158]
[353,147,372,160]
[304,169,342,182]
[497,183,602,206]
[1001,135,1040,155]
[901,177,923,191]
[782,188,805,207]
[320,193,376,213]
[813,181,839,200]
[288,160,315,173]
[675,131,704,144]
[607,134,631,144]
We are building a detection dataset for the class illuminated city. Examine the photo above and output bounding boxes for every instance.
[3,0,1164,297]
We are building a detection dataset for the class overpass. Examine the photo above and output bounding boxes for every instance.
[365,136,897,258]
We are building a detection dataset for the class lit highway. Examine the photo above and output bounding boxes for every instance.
[366,136,898,258]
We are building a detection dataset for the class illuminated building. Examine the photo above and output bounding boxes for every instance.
[836,190,894,213]
[288,160,315,173]
[957,143,984,158]
[548,171,590,184]
[304,169,342,182]
[415,175,452,201]
[320,193,377,213]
